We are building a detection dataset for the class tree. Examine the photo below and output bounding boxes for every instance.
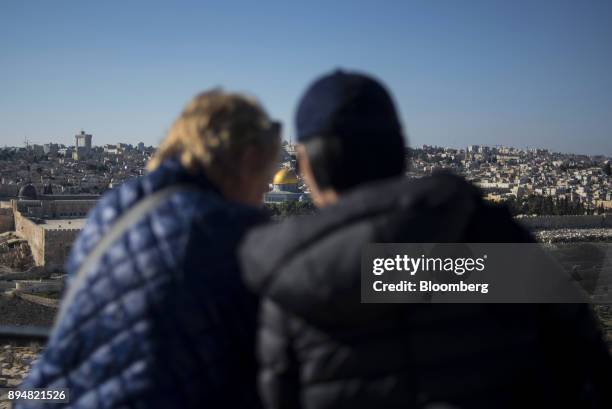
[542,196,554,215]
[500,195,594,216]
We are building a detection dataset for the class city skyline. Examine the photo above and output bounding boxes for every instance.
[2,1,612,155]
[4,135,611,159]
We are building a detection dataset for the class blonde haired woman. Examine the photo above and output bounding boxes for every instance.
[20,91,280,409]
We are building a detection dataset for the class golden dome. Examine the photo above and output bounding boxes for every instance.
[273,167,299,185]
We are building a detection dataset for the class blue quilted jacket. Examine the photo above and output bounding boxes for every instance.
[18,159,266,408]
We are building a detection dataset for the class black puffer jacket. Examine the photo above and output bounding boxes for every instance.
[240,173,612,409]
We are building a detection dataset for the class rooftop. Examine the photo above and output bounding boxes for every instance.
[40,219,86,230]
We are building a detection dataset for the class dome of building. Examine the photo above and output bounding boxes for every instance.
[273,167,299,185]
[18,184,38,200]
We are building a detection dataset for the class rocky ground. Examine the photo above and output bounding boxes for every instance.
[0,343,42,408]
[0,296,55,408]
[0,233,57,408]
[0,233,35,272]
[0,344,40,387]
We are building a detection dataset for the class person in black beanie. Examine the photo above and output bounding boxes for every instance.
[292,69,405,205]
[240,69,612,409]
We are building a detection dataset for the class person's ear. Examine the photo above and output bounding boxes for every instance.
[297,143,339,207]
[296,144,315,189]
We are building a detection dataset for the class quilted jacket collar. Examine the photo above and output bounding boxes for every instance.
[146,157,222,196]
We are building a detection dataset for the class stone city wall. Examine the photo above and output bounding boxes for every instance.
[10,199,96,219]
[43,228,80,271]
[41,199,95,218]
[14,280,64,293]
[8,197,90,269]
[0,208,14,233]
[13,211,81,270]
[13,210,45,266]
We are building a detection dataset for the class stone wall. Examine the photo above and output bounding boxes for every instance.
[11,201,83,270]
[0,208,14,233]
[13,211,45,266]
[517,214,612,230]
[43,228,80,271]
[13,212,81,270]
[15,280,64,293]
[41,200,95,218]
[11,198,96,219]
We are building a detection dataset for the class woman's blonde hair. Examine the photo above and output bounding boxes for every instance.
[147,90,280,179]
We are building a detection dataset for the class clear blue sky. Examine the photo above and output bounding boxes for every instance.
[1,0,611,155]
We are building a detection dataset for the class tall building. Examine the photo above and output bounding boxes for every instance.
[43,143,59,155]
[74,130,93,160]
[75,130,92,151]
